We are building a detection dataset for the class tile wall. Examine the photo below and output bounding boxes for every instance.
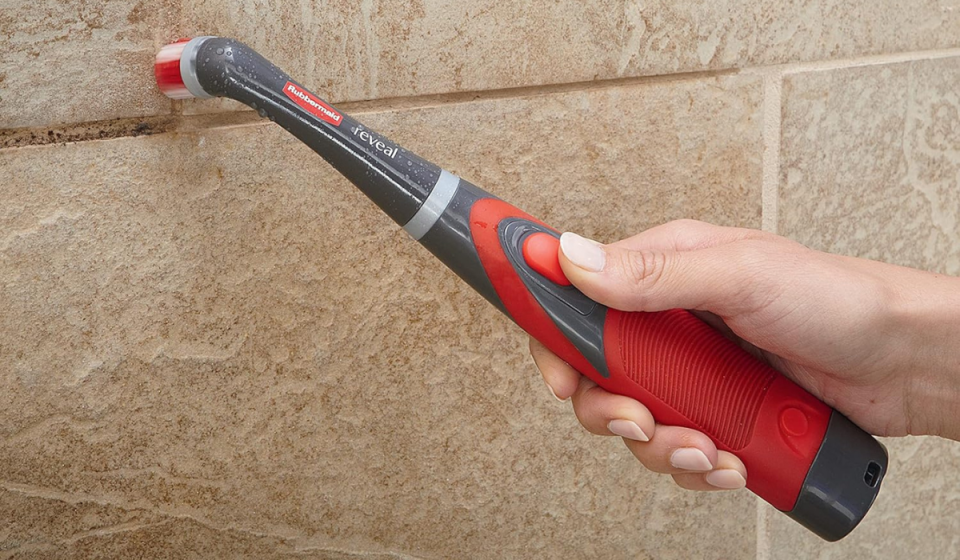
[2,2,958,558]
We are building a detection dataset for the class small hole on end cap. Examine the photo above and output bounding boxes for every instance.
[864,461,882,488]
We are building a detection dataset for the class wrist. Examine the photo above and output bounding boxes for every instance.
[892,270,960,439]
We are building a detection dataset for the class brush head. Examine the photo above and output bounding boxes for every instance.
[155,38,194,99]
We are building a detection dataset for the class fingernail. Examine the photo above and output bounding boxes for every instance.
[544,378,568,402]
[560,232,605,272]
[607,419,650,442]
[706,469,747,490]
[670,448,713,471]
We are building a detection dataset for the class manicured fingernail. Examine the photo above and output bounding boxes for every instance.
[670,448,713,471]
[544,378,568,402]
[560,232,605,272]
[607,419,650,442]
[706,469,747,490]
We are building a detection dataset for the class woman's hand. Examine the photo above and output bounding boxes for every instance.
[531,219,960,491]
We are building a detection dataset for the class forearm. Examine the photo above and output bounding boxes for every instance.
[891,268,960,439]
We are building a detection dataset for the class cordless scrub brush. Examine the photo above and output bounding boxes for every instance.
[155,37,888,541]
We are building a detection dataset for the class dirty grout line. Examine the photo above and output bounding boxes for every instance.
[1,68,738,149]
[760,68,782,235]
[5,45,960,149]
[0,112,264,150]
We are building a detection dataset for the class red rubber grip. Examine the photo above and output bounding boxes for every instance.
[604,309,830,509]
[470,198,832,511]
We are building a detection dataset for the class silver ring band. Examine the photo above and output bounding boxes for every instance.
[180,36,216,99]
[403,170,461,240]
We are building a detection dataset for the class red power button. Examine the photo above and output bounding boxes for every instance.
[522,233,571,286]
[780,408,809,437]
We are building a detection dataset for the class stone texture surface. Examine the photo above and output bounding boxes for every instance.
[0,0,178,130]
[0,75,762,559]
[773,58,960,557]
[780,58,960,275]
[1,486,414,559]
[5,0,960,128]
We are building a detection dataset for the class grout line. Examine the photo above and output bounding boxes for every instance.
[740,46,960,79]
[760,68,782,235]
[776,46,960,75]
[0,111,264,150]
[277,67,738,115]
[756,66,782,558]
[0,68,736,149]
[4,46,960,149]
[756,498,771,560]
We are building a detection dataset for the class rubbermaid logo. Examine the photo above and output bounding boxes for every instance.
[283,82,342,126]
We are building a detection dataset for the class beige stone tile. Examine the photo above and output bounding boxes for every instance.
[0,0,177,129]
[780,57,960,274]
[154,0,960,117]
[0,74,761,558]
[6,0,960,128]
[774,58,960,556]
[0,487,413,559]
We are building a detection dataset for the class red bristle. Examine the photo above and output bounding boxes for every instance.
[154,59,184,88]
[154,38,194,99]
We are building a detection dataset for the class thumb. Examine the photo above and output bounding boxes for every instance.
[557,232,760,315]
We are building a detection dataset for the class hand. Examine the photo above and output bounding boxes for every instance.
[530,219,960,491]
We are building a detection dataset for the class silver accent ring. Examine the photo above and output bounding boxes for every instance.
[180,36,216,99]
[403,170,461,241]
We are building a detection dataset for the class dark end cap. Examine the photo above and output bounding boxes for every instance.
[786,411,888,541]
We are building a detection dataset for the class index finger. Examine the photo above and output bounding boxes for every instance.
[607,219,765,253]
[529,338,581,401]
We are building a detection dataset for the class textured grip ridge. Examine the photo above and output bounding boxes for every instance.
[614,309,776,450]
